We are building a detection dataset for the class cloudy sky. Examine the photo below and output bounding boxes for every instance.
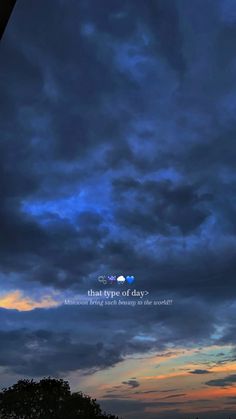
[1,0,236,418]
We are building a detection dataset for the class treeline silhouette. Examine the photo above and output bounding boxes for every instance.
[0,378,120,419]
[0,379,232,419]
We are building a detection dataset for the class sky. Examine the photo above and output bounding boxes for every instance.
[0,0,236,418]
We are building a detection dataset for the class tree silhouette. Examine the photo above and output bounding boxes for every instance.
[0,378,120,419]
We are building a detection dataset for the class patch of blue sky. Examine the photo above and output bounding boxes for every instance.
[211,325,226,341]
[21,192,111,225]
[163,345,232,370]
[133,335,156,343]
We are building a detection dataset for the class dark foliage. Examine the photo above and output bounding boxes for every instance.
[0,378,120,419]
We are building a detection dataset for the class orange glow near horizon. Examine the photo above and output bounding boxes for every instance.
[74,343,236,416]
[0,290,59,311]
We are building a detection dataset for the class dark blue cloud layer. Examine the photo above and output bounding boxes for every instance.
[1,1,236,417]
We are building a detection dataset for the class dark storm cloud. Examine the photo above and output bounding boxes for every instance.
[1,0,236,295]
[0,299,223,376]
[1,0,236,392]
[112,177,211,235]
[0,329,123,376]
[0,205,108,287]
[205,374,236,388]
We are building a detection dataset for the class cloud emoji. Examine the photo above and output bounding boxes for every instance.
[117,275,126,283]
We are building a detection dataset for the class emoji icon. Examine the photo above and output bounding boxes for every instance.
[108,275,116,283]
[126,275,135,284]
[117,275,126,284]
[98,275,107,285]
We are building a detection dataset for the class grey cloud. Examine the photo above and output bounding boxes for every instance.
[205,374,236,387]
[0,298,225,377]
[122,379,140,388]
[189,369,211,374]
